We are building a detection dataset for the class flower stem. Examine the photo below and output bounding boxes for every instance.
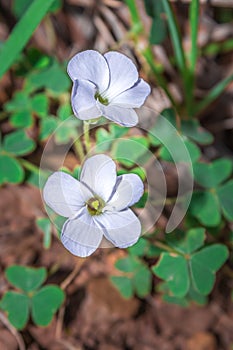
[83,121,91,153]
[73,138,85,162]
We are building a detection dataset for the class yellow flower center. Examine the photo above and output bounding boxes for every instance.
[95,92,109,106]
[87,197,105,216]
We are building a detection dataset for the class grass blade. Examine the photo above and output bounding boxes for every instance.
[161,0,186,74]
[195,74,233,115]
[190,0,200,72]
[0,0,56,78]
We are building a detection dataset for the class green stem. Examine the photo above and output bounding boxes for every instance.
[153,240,180,254]
[124,0,143,34]
[83,121,91,153]
[73,138,85,162]
[19,158,41,174]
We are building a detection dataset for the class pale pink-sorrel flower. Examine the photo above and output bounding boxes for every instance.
[68,50,151,127]
[43,154,144,257]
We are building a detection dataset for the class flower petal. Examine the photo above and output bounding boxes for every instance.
[71,80,102,120]
[95,209,141,248]
[67,50,110,92]
[80,154,117,202]
[61,208,103,257]
[111,79,151,108]
[105,174,144,211]
[103,52,138,100]
[100,104,138,127]
[43,172,93,217]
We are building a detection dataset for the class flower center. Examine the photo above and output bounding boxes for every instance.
[95,92,109,106]
[86,197,105,216]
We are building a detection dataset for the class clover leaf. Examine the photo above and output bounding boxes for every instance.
[0,130,35,186]
[0,265,65,330]
[111,255,152,298]
[39,104,80,144]
[27,60,70,93]
[3,130,35,156]
[6,265,46,292]
[112,137,149,167]
[190,191,221,227]
[193,159,232,188]
[190,244,228,295]
[5,91,49,128]
[0,292,30,330]
[153,254,190,297]
[152,228,228,298]
[158,108,213,145]
[31,285,65,326]
[0,154,24,185]
[216,180,233,221]
[96,124,129,152]
[190,159,233,226]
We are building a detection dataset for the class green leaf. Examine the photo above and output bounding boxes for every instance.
[36,217,52,249]
[6,265,47,293]
[3,130,35,156]
[110,276,134,299]
[96,125,128,153]
[163,293,189,307]
[96,128,112,152]
[152,253,190,297]
[150,16,167,45]
[188,287,207,305]
[58,104,72,121]
[0,291,30,330]
[133,266,152,297]
[217,180,233,221]
[112,137,149,167]
[0,154,24,185]
[181,119,213,145]
[54,119,79,144]
[190,191,221,227]
[128,237,162,258]
[31,285,65,326]
[189,0,199,72]
[13,0,61,18]
[194,159,233,188]
[115,256,140,273]
[31,93,48,117]
[39,117,57,141]
[190,244,228,295]
[166,227,205,254]
[28,61,71,93]
[10,110,33,128]
[4,92,30,112]
[159,138,200,163]
[0,0,57,78]
[128,237,149,257]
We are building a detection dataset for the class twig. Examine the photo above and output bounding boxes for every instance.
[60,259,85,290]
[0,311,26,350]
[55,259,85,339]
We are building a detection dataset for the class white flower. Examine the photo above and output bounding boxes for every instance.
[43,154,144,257]
[68,50,151,127]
